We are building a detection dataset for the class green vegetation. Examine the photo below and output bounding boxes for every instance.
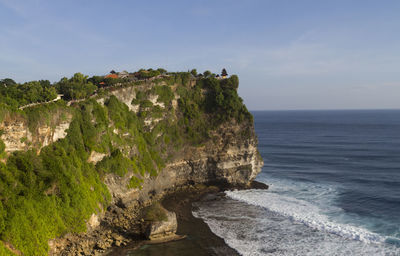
[203,75,251,123]
[0,80,57,108]
[151,85,174,105]
[0,140,4,153]
[0,139,5,159]
[23,101,70,133]
[172,75,251,144]
[0,105,8,123]
[0,78,17,87]
[190,69,197,76]
[56,73,97,100]
[97,149,134,177]
[0,69,253,255]
[135,69,161,79]
[0,243,14,255]
[0,69,197,109]
[203,70,212,77]
[88,75,129,87]
[0,116,111,255]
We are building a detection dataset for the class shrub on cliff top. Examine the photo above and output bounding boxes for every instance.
[135,69,160,79]
[0,80,58,108]
[55,73,97,100]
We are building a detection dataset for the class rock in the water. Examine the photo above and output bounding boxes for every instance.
[250,180,269,190]
[145,210,177,240]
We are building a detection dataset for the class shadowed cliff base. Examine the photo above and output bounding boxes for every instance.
[108,182,268,256]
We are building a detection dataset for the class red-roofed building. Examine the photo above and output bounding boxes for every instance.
[105,74,118,79]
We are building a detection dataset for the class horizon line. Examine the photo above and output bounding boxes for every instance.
[249,108,400,111]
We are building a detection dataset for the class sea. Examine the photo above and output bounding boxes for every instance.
[193,110,400,255]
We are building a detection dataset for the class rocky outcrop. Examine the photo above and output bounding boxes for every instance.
[105,120,263,208]
[1,79,263,255]
[145,210,177,240]
[109,86,137,111]
[88,151,108,164]
[0,120,30,152]
[0,114,71,154]
[53,117,263,255]
[98,80,263,208]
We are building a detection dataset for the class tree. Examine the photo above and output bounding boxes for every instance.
[157,68,167,74]
[203,70,211,77]
[55,73,96,100]
[221,68,228,77]
[190,69,197,76]
[88,76,105,85]
[137,69,160,79]
[71,73,88,84]
[110,70,116,74]
[0,78,16,87]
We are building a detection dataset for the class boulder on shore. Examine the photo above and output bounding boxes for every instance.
[145,209,177,240]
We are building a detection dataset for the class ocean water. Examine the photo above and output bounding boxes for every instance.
[193,110,400,255]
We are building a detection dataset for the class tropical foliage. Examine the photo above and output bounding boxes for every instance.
[0,69,253,255]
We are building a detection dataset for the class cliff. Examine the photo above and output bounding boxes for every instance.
[0,73,262,255]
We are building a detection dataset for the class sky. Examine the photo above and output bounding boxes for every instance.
[1,0,400,110]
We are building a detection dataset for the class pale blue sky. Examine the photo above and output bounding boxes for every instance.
[1,0,400,110]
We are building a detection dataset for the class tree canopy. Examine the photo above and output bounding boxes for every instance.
[0,80,57,108]
[55,73,97,100]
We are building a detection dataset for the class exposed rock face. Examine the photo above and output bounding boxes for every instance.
[104,171,140,205]
[0,118,71,153]
[0,120,30,152]
[100,80,263,208]
[87,213,101,231]
[145,210,177,240]
[50,119,262,255]
[105,120,263,208]
[2,80,263,255]
[108,82,167,112]
[88,151,108,164]
[52,106,262,255]
[109,86,137,111]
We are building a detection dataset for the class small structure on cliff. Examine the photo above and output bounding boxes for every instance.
[221,68,228,79]
[118,70,129,78]
[105,73,118,79]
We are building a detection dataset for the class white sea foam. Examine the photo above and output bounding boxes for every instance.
[193,177,400,255]
[225,189,383,243]
[193,197,399,256]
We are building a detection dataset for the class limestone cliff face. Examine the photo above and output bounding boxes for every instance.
[0,83,262,206]
[53,116,263,255]
[0,114,71,154]
[100,82,263,207]
[0,79,263,255]
[1,80,262,186]
[104,119,263,207]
